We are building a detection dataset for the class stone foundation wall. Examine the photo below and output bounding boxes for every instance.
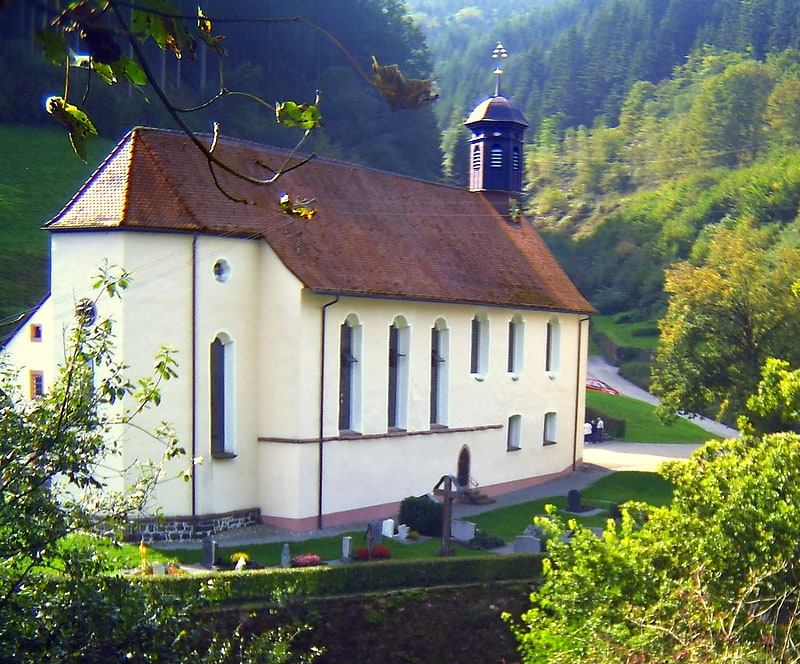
[127,508,261,542]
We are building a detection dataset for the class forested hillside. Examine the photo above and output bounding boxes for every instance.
[405,0,800,323]
[4,0,800,336]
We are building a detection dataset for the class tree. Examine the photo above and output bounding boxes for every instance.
[507,429,800,663]
[651,220,800,426]
[0,265,318,662]
[683,59,775,167]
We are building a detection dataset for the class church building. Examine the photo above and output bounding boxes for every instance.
[3,55,595,538]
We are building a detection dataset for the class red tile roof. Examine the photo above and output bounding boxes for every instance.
[47,128,594,313]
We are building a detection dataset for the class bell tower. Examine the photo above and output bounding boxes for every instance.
[464,43,528,197]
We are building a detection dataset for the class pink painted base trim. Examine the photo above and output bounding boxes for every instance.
[258,463,579,533]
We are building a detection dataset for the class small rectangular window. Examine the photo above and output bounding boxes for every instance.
[30,324,42,342]
[30,370,44,398]
[543,412,558,445]
[507,414,522,450]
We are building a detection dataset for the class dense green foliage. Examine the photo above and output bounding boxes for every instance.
[533,48,800,318]
[509,430,800,663]
[652,221,800,426]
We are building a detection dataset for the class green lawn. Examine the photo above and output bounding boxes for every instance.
[587,389,720,444]
[149,470,676,568]
[591,314,660,351]
[0,124,112,322]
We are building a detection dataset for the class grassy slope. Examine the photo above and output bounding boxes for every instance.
[587,389,718,444]
[591,314,660,351]
[0,124,112,333]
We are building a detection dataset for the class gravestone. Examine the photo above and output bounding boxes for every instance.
[451,520,476,542]
[524,524,544,538]
[514,535,542,553]
[367,520,383,545]
[280,543,291,568]
[381,518,395,538]
[201,538,217,568]
[567,488,581,512]
[341,535,353,562]
[397,524,409,540]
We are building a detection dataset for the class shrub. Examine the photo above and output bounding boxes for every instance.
[353,545,392,561]
[467,530,505,551]
[399,495,442,536]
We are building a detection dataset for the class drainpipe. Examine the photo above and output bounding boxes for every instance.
[190,235,198,536]
[318,296,339,530]
[573,316,590,472]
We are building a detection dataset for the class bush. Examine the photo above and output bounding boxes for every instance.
[467,530,505,551]
[399,495,442,536]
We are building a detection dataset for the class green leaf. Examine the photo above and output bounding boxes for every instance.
[275,101,323,130]
[92,61,117,85]
[132,0,196,59]
[46,96,98,162]
[111,55,148,87]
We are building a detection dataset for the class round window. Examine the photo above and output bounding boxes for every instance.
[213,259,231,283]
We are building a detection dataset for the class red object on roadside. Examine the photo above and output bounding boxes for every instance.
[586,378,619,395]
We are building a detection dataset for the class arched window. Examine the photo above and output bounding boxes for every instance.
[490,145,503,168]
[210,334,235,457]
[430,319,449,426]
[388,317,410,430]
[545,317,561,374]
[512,146,521,171]
[470,312,489,375]
[472,145,481,171]
[339,315,362,432]
[507,314,524,374]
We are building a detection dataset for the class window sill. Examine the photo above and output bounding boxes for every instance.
[339,429,363,439]
[211,451,237,459]
[543,440,557,447]
[472,373,487,382]
[506,446,521,452]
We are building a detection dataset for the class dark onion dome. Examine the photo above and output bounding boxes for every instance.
[464,94,528,127]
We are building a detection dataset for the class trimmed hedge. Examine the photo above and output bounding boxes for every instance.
[133,554,544,605]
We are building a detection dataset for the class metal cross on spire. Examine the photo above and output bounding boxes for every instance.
[492,41,508,96]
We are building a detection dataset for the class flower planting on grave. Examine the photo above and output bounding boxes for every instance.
[354,545,392,561]
[292,553,323,568]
